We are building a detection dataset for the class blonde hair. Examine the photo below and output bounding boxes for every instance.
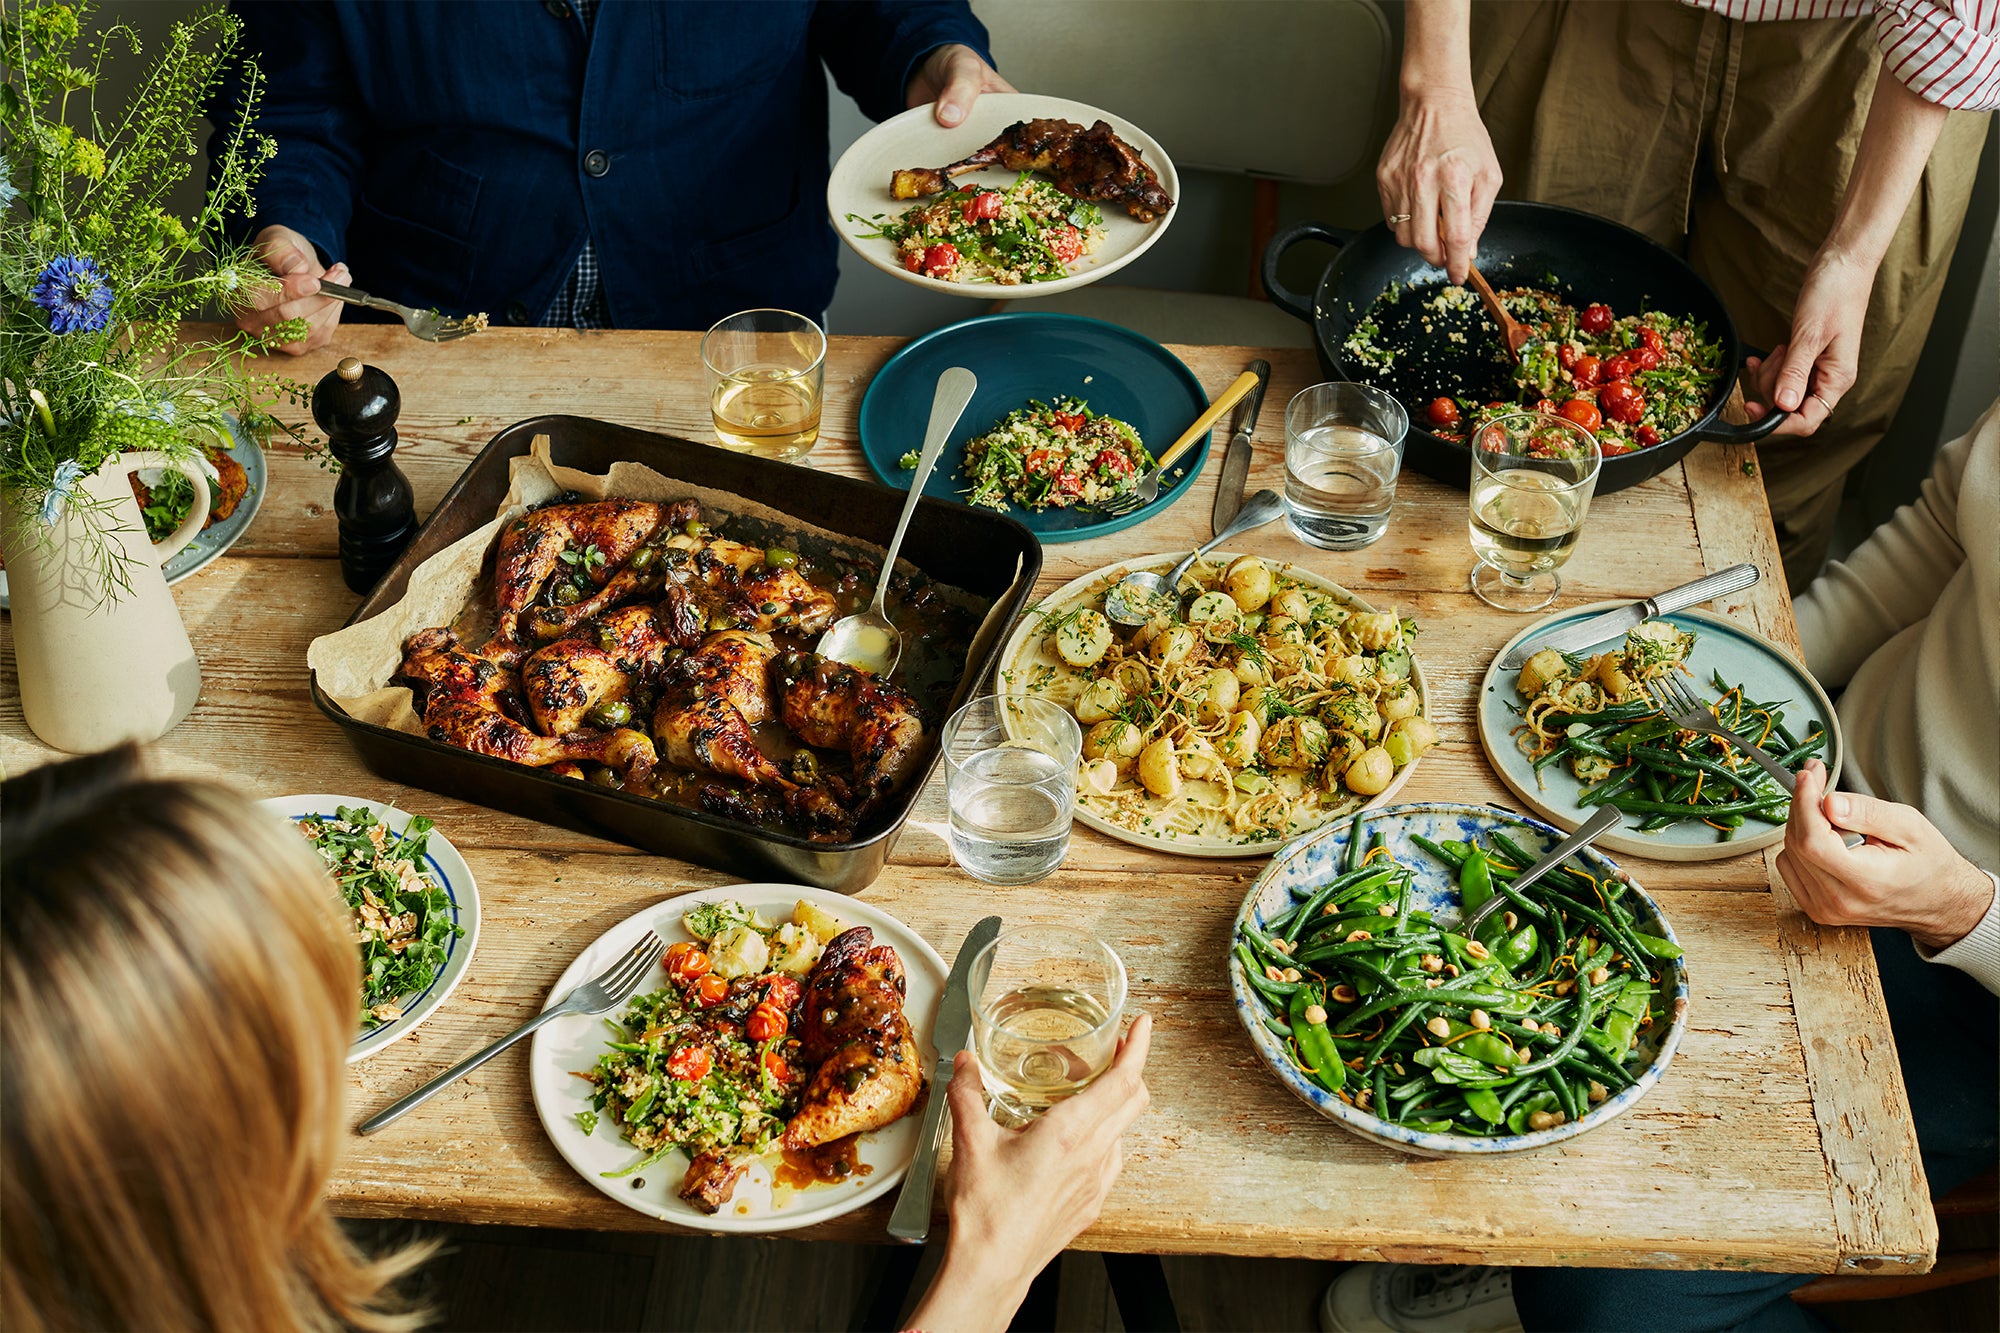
[2,747,432,1332]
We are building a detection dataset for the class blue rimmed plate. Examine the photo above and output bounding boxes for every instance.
[1229,801,1688,1157]
[857,313,1211,542]
[259,794,481,1063]
[1477,605,1842,861]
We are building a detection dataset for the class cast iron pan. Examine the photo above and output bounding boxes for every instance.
[1262,201,1785,493]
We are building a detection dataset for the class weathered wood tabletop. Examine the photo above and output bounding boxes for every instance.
[0,326,1934,1274]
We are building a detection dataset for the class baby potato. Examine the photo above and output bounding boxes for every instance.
[1323,687,1383,741]
[1055,609,1113,668]
[1379,678,1421,722]
[1593,652,1637,701]
[1181,733,1226,780]
[1222,555,1273,612]
[1572,752,1615,783]
[1074,676,1127,725]
[1263,614,1309,646]
[1383,715,1439,765]
[1080,757,1121,796]
[1345,610,1400,651]
[1186,591,1241,633]
[1559,678,1602,711]
[1232,653,1271,687]
[1148,623,1198,667]
[1328,653,1372,686]
[1343,745,1396,796]
[1195,667,1240,723]
[1082,718,1145,769]
[1516,647,1572,698]
[1259,715,1330,770]
[793,898,847,942]
[1112,659,1151,696]
[1322,729,1366,786]
[1272,585,1316,623]
[1218,709,1262,765]
[1137,736,1182,798]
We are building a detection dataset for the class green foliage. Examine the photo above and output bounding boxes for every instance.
[0,1,309,601]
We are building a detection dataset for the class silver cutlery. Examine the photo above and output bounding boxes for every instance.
[1460,805,1622,935]
[1085,369,1262,518]
[318,278,488,343]
[1211,358,1270,533]
[1499,564,1760,670]
[1103,488,1286,628]
[358,931,665,1135]
[888,914,1002,1243]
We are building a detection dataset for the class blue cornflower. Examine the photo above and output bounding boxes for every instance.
[39,457,84,524]
[31,255,114,334]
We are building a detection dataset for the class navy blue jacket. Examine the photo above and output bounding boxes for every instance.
[214,1,990,329]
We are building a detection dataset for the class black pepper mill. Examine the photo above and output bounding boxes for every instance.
[313,356,416,594]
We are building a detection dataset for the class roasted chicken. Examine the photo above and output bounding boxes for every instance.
[652,630,794,789]
[520,594,707,735]
[777,654,925,807]
[398,627,658,782]
[492,498,696,651]
[661,533,839,637]
[890,118,1175,222]
[678,1150,750,1214]
[784,927,923,1152]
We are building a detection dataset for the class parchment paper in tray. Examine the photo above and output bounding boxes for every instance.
[307,435,1018,732]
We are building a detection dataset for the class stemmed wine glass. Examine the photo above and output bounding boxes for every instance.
[1466,412,1603,612]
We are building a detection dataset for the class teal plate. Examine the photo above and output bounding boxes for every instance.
[1477,605,1843,862]
[857,313,1211,543]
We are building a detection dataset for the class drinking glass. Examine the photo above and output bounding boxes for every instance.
[1283,382,1410,550]
[969,926,1127,1128]
[943,696,1081,885]
[700,309,825,460]
[1467,411,1603,612]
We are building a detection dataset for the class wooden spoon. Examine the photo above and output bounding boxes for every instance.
[1466,264,1533,362]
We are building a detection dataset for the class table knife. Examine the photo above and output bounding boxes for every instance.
[1211,359,1270,534]
[1499,564,1760,670]
[887,914,1001,1244]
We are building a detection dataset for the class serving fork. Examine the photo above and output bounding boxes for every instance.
[358,931,664,1134]
[1086,369,1262,517]
[318,278,487,343]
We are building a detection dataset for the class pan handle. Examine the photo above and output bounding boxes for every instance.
[1698,346,1789,444]
[1261,221,1355,324]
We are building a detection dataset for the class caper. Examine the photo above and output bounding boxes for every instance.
[765,546,798,569]
[760,601,780,615]
[683,519,708,538]
[790,749,820,782]
[553,582,581,606]
[586,766,623,789]
[598,630,621,653]
[589,700,633,728]
[628,546,657,572]
[708,612,732,631]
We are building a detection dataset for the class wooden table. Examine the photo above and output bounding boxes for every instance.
[0,327,1935,1275]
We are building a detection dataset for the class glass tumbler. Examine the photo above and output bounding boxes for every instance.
[1283,382,1410,550]
[943,696,1081,886]
[1467,411,1603,611]
[969,926,1127,1127]
[701,309,825,460]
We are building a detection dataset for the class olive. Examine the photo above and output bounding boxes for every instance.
[589,700,633,728]
[760,601,780,615]
[765,546,799,569]
[586,766,623,789]
[552,582,581,606]
[708,612,732,631]
[683,519,708,538]
[791,749,820,782]
[598,630,621,653]
[664,647,687,665]
[627,546,657,572]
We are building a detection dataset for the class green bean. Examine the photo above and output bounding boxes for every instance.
[1578,766,1642,808]
[1609,794,1788,819]
[1262,1013,1293,1038]
[1546,1068,1580,1122]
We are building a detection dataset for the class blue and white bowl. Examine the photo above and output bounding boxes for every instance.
[1229,801,1689,1156]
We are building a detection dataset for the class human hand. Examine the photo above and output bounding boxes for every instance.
[908,1013,1153,1333]
[1741,245,1875,438]
[1777,760,1995,950]
[236,224,347,356]
[905,43,1015,128]
[1375,87,1501,284]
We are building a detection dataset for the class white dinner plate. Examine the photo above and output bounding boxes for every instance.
[528,883,947,1233]
[827,92,1179,299]
[259,795,481,1062]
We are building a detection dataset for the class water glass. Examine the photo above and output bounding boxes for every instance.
[943,696,1081,886]
[969,926,1127,1127]
[1283,382,1410,550]
[701,309,825,460]
[1467,411,1603,612]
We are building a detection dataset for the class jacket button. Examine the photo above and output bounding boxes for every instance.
[583,149,610,178]
[543,1,571,17]
[505,301,531,325]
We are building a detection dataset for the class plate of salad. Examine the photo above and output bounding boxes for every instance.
[858,312,1211,542]
[260,795,479,1062]
[828,93,1178,299]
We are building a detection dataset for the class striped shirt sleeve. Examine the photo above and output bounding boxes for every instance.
[1874,0,2000,110]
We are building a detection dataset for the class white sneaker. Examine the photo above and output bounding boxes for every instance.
[1319,1265,1523,1333]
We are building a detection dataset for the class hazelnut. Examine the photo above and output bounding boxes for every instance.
[1303,1003,1328,1026]
[1426,1016,1451,1038]
[1469,1009,1491,1030]
[1464,940,1491,961]
[1331,983,1359,1003]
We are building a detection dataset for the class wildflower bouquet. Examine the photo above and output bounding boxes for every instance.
[0,1,305,600]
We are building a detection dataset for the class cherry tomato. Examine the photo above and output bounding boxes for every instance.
[919,243,960,278]
[1485,401,1510,410]
[747,1002,789,1043]
[903,249,924,273]
[1573,355,1603,387]
[1052,411,1085,434]
[1580,303,1615,335]
[1052,470,1085,499]
[695,974,730,1007]
[1634,424,1662,448]
[962,190,1002,222]
[1603,353,1638,382]
[1534,398,1558,415]
[1094,449,1133,477]
[1426,397,1461,427]
[1024,448,1060,477]
[1638,326,1665,354]
[663,942,711,983]
[763,975,802,1010]
[1557,398,1602,433]
[1047,225,1084,266]
[762,1051,791,1083]
[1600,439,1635,457]
[666,1045,713,1082]
[1631,346,1662,372]
[1599,380,1646,425]
[1556,343,1580,372]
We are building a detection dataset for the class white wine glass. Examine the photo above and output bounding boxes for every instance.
[1467,412,1602,612]
[969,926,1127,1128]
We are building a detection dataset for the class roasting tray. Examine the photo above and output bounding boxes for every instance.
[308,415,1043,893]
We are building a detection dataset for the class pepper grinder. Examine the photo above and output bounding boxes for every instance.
[313,355,416,594]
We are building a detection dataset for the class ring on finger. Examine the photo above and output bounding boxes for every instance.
[1386,212,1412,226]
[1808,391,1834,413]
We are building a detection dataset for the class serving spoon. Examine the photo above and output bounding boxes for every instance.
[1103,487,1286,628]
[1466,263,1533,363]
[818,366,978,677]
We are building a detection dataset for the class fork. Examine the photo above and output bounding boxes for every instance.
[1086,369,1262,517]
[1648,674,1862,846]
[357,931,665,1134]
[318,278,487,343]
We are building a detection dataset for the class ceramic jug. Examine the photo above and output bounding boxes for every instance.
[1,451,211,753]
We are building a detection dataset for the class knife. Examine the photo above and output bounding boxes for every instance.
[887,914,1001,1243]
[1499,564,1761,670]
[1211,359,1270,534]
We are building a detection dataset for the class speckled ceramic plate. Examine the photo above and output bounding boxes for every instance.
[1229,801,1688,1157]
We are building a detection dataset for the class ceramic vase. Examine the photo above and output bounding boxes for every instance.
[1,451,211,753]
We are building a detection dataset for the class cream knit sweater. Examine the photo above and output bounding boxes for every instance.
[1794,399,1999,994]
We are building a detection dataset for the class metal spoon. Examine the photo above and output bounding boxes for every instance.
[1459,805,1623,936]
[818,366,977,676]
[1103,487,1286,628]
